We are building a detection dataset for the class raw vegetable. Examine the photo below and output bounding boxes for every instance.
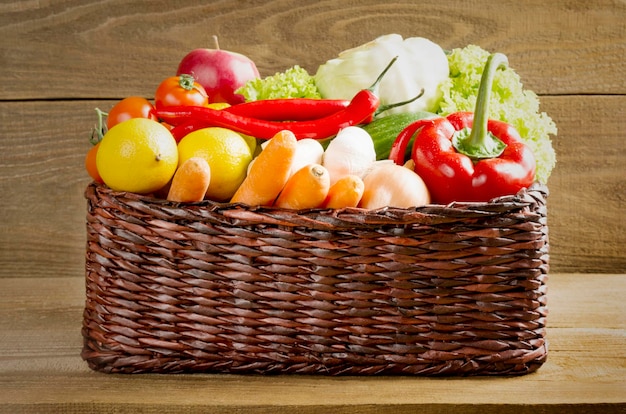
[438,44,557,183]
[154,74,209,109]
[359,163,430,209]
[290,139,325,177]
[167,157,211,202]
[393,53,536,204]
[274,164,330,210]
[84,142,103,184]
[322,126,376,185]
[314,34,449,115]
[361,111,437,160]
[236,65,321,101]
[224,98,349,121]
[321,175,364,209]
[107,96,158,129]
[230,130,298,206]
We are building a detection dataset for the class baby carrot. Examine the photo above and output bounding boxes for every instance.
[321,174,364,209]
[230,129,298,206]
[167,157,211,202]
[274,163,330,210]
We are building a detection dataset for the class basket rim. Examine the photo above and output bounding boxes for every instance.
[86,182,547,216]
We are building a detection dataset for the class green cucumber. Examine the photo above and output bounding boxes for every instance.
[363,111,438,160]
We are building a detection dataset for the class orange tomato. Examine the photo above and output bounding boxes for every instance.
[107,96,157,130]
[154,74,209,109]
[84,142,103,183]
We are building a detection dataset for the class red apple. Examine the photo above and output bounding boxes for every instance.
[176,37,260,105]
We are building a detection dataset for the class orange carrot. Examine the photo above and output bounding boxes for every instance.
[321,174,364,209]
[274,163,330,210]
[167,157,211,202]
[231,130,298,206]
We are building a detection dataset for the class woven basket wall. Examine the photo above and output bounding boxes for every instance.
[82,182,549,376]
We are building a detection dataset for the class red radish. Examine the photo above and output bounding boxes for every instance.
[176,36,260,105]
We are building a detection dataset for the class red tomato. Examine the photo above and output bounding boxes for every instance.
[107,96,157,129]
[154,74,209,109]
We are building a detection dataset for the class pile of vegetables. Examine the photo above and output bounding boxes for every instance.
[88,34,558,209]
[237,34,557,188]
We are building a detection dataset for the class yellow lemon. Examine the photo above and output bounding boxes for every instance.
[96,118,178,194]
[177,127,253,201]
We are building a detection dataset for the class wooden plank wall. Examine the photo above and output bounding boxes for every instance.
[0,0,624,278]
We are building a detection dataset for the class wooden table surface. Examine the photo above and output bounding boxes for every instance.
[1,0,625,413]
[0,273,623,413]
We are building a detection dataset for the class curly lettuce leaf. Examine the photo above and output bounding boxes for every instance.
[236,65,321,101]
[438,45,558,184]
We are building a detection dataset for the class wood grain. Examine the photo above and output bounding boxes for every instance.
[0,0,624,100]
[0,274,624,413]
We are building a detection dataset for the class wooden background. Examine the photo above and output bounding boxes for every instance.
[0,0,624,282]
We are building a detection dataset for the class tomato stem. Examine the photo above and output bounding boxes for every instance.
[90,108,108,145]
[178,74,197,91]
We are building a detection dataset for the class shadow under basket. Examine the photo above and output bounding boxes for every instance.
[82,182,549,376]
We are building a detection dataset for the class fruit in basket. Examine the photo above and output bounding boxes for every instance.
[96,118,178,194]
[359,163,430,209]
[177,127,253,201]
[106,96,158,129]
[154,74,209,108]
[176,36,260,105]
[84,142,103,184]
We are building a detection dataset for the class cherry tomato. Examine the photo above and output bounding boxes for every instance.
[154,74,209,109]
[107,96,157,130]
[84,142,103,183]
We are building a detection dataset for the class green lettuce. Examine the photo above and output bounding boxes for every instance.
[437,45,558,184]
[236,65,321,101]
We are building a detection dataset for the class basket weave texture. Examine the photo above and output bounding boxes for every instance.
[82,182,549,376]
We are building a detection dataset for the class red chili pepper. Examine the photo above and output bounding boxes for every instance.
[390,53,536,204]
[223,98,350,121]
[156,88,378,140]
[169,119,209,142]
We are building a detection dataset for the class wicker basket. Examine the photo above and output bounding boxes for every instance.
[82,181,549,375]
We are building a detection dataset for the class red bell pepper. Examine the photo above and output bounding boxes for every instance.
[389,53,536,204]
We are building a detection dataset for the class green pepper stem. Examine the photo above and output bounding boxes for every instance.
[452,52,508,160]
[367,56,398,94]
[375,88,425,116]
